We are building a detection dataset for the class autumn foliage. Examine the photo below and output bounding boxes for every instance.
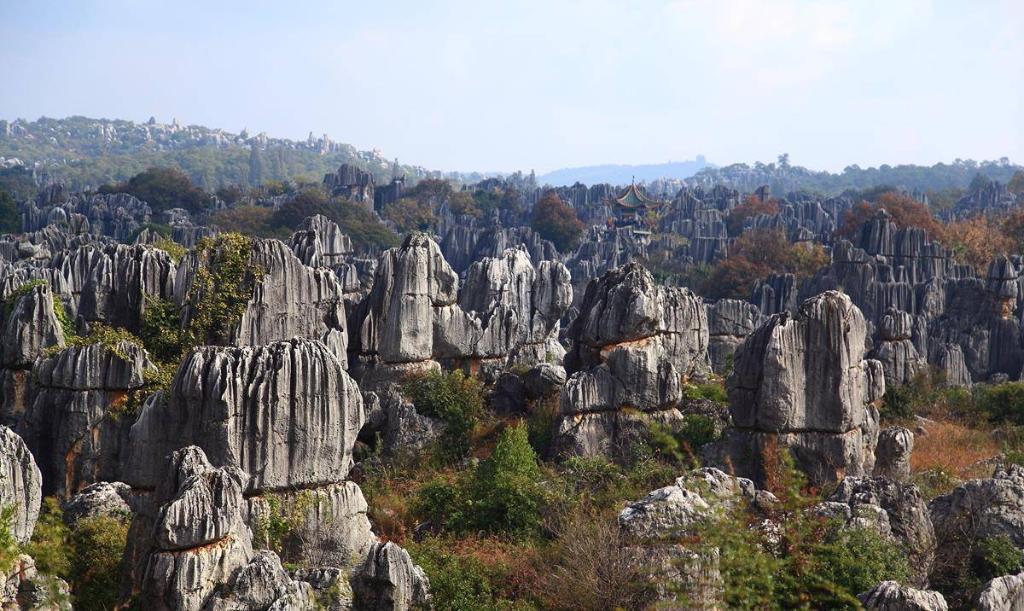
[836,192,945,241]
[701,229,829,300]
[726,195,780,236]
[531,192,585,253]
[943,216,1015,271]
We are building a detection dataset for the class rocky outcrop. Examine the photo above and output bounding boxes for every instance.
[872,308,925,386]
[875,427,914,481]
[125,446,254,611]
[125,339,364,492]
[929,465,1024,589]
[351,542,431,611]
[718,291,885,487]
[976,572,1024,611]
[175,238,350,366]
[20,340,156,498]
[858,581,948,611]
[824,476,936,586]
[0,283,65,424]
[0,426,42,544]
[52,243,176,333]
[349,233,571,387]
[555,263,711,459]
[618,468,773,607]
[61,481,132,526]
[123,338,428,603]
[290,215,376,307]
[706,299,761,373]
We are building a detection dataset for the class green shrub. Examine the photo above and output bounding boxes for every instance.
[978,382,1024,425]
[24,498,71,576]
[682,381,728,404]
[407,537,519,611]
[252,492,313,566]
[815,527,912,597]
[69,515,129,610]
[971,535,1023,583]
[153,237,187,263]
[24,498,129,610]
[526,396,560,458]
[0,505,21,572]
[467,424,546,538]
[678,414,721,449]
[186,233,265,345]
[406,370,483,462]
[140,296,187,363]
[60,323,142,359]
[412,477,468,533]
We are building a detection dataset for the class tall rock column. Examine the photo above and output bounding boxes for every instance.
[718,290,885,487]
[555,262,712,459]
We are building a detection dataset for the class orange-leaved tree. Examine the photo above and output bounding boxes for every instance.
[836,192,945,242]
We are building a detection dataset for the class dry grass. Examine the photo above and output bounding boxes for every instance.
[911,420,1000,481]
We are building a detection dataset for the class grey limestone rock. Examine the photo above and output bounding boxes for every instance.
[61,481,132,526]
[351,541,431,611]
[0,426,42,544]
[21,341,156,497]
[128,446,254,611]
[875,427,915,481]
[125,338,364,493]
[719,291,885,487]
[706,298,762,374]
[858,581,948,611]
[827,476,936,586]
[930,464,1024,589]
[976,572,1024,611]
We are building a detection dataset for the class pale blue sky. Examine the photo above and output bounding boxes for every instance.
[1,0,1021,174]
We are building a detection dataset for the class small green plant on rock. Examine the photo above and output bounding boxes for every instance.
[406,370,484,462]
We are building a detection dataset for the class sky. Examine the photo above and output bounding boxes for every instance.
[1,0,1021,174]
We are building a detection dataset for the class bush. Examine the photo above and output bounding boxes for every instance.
[978,382,1024,425]
[69,515,129,610]
[0,505,22,572]
[0,189,19,234]
[108,166,212,214]
[683,381,727,404]
[971,535,1023,584]
[815,527,912,597]
[530,192,584,253]
[186,233,265,345]
[152,237,187,263]
[407,536,526,611]
[270,187,398,251]
[406,370,484,462]
[467,424,546,538]
[24,498,129,610]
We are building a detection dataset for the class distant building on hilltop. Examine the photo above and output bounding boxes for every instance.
[611,182,663,231]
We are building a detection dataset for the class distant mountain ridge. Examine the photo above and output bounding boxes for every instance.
[538,156,710,186]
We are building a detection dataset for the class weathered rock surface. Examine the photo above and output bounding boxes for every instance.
[0,283,66,424]
[976,572,1024,611]
[875,427,914,481]
[825,476,936,586]
[176,238,350,366]
[718,291,885,487]
[125,446,254,611]
[858,581,948,611]
[21,340,156,497]
[556,263,711,458]
[61,481,132,526]
[872,308,926,386]
[349,233,571,386]
[929,465,1024,589]
[706,299,762,374]
[125,338,364,492]
[0,426,42,543]
[351,542,431,611]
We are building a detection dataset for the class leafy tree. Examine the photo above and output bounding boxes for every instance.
[210,206,285,239]
[405,178,453,202]
[944,215,1014,270]
[215,184,246,205]
[468,423,546,538]
[107,166,212,214]
[725,195,779,236]
[383,197,437,233]
[270,188,398,251]
[700,229,828,299]
[448,191,481,218]
[406,370,483,462]
[0,189,20,234]
[836,191,945,241]
[530,192,585,253]
[1008,171,1024,197]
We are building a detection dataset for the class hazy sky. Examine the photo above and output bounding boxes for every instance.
[2,0,1021,174]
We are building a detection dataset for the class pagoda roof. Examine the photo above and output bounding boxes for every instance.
[614,183,661,209]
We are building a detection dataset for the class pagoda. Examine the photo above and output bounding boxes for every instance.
[611,181,662,229]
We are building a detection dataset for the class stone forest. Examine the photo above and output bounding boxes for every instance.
[0,126,1020,611]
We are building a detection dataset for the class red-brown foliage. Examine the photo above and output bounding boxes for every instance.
[836,192,945,241]
[700,229,829,300]
[726,194,781,236]
[531,191,585,253]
